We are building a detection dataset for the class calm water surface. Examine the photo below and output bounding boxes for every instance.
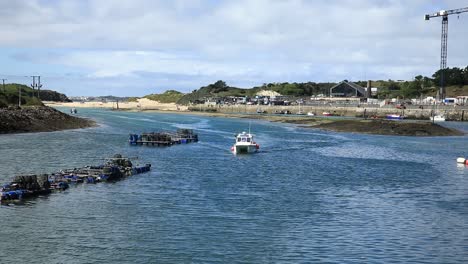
[1,108,467,263]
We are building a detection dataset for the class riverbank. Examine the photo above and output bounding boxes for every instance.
[0,106,95,134]
[164,111,464,136]
[249,115,464,136]
[44,103,464,136]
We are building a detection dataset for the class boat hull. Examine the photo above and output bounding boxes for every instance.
[233,145,258,154]
[386,115,404,120]
[430,115,446,122]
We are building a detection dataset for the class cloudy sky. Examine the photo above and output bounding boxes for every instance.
[0,0,467,96]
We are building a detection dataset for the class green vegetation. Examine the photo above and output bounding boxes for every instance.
[127,97,139,102]
[375,66,468,99]
[39,90,71,102]
[0,83,44,108]
[177,80,336,104]
[144,90,184,103]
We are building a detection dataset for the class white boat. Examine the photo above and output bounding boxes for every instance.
[231,132,259,154]
[430,115,446,122]
[307,112,315,116]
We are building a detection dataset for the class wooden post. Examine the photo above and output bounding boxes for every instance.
[462,110,465,121]
[1,79,6,93]
[18,86,21,107]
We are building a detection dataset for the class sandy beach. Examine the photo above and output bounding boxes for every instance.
[44,98,188,111]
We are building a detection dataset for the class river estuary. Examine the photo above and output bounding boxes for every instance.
[1,108,467,263]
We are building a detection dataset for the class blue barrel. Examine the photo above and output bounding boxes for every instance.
[8,191,18,199]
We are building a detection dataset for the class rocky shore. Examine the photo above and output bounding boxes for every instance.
[307,119,464,136]
[0,106,95,134]
[266,117,464,136]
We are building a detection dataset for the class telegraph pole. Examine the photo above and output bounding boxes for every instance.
[37,76,42,99]
[18,85,22,107]
[31,76,36,96]
[1,79,6,93]
[30,75,42,99]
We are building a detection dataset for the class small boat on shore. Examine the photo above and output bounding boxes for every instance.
[307,112,315,116]
[430,115,446,122]
[322,112,332,116]
[386,114,404,120]
[231,132,259,154]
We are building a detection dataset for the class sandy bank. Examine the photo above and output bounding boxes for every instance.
[45,98,188,111]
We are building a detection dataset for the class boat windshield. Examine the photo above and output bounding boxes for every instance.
[237,137,251,142]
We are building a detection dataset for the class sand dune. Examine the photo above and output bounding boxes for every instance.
[44,98,188,111]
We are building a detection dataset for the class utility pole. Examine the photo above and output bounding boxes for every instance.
[1,79,6,93]
[31,76,36,96]
[30,75,42,99]
[37,76,42,99]
[18,86,22,107]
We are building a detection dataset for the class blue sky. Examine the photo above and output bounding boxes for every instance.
[0,0,467,96]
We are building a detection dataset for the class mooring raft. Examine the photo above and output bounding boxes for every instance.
[0,154,151,204]
[129,129,198,146]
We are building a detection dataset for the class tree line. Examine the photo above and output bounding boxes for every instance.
[180,65,468,103]
[377,66,468,99]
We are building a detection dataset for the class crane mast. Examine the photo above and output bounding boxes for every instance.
[425,7,468,100]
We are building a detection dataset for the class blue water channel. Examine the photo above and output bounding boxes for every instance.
[1,108,468,263]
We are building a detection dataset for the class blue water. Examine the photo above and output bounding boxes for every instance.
[1,108,468,263]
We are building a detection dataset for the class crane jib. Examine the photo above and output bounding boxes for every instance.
[425,7,468,19]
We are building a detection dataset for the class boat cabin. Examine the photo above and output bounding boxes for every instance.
[236,132,253,143]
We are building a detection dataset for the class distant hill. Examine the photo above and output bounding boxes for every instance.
[144,90,184,103]
[39,89,71,102]
[0,84,43,108]
[0,84,72,107]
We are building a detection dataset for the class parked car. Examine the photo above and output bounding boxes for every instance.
[395,103,406,109]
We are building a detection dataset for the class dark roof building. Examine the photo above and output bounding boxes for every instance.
[330,81,367,97]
